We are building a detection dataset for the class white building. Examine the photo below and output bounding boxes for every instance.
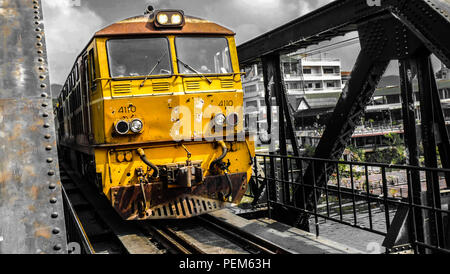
[242,54,343,143]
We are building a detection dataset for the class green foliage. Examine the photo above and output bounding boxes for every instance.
[304,144,316,157]
[365,133,406,164]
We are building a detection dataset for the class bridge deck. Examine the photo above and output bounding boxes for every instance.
[210,208,361,254]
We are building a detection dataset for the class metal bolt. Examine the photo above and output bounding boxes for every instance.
[42,112,49,117]
[43,123,50,128]
[47,158,53,163]
[50,197,57,203]
[52,228,60,234]
[41,92,47,97]
[53,244,62,251]
[45,145,52,151]
[40,83,46,89]
[49,183,56,189]
[51,212,58,218]
[48,170,55,176]
[44,134,51,139]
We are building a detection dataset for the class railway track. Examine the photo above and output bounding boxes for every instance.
[60,163,292,254]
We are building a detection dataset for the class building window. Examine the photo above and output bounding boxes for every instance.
[315,83,321,89]
[303,68,311,74]
[326,82,335,88]
[323,68,334,74]
[246,101,258,108]
[244,85,257,94]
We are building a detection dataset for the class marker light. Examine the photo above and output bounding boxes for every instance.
[115,120,129,135]
[130,119,144,133]
[213,114,226,127]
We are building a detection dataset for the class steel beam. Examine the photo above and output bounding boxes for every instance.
[0,0,67,253]
[398,59,425,253]
[415,53,446,249]
[238,0,387,65]
[388,0,450,67]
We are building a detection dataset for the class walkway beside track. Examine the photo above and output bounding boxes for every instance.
[212,209,362,254]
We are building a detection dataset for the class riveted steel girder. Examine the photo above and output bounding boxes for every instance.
[0,0,67,253]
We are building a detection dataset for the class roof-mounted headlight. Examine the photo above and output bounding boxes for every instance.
[154,10,185,28]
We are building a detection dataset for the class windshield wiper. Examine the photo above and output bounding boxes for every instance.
[140,51,169,88]
[177,58,212,84]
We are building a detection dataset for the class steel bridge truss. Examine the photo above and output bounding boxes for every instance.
[239,0,450,253]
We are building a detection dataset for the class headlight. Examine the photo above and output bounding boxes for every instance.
[157,13,169,25]
[226,113,239,126]
[171,14,182,24]
[115,120,129,135]
[213,113,226,127]
[130,119,144,133]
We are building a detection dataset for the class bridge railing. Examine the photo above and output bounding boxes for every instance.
[252,153,450,254]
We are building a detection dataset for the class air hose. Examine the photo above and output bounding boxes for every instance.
[209,141,228,172]
[209,141,232,200]
[137,148,159,178]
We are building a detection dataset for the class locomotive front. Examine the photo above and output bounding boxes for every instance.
[87,9,255,220]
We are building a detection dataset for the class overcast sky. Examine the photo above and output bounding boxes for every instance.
[42,0,412,86]
[42,0,350,85]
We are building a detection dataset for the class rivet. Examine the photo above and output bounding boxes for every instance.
[45,145,52,151]
[36,34,42,39]
[38,66,45,71]
[40,83,47,88]
[38,57,44,62]
[41,92,48,97]
[44,134,51,139]
[52,228,60,234]
[43,123,50,128]
[34,16,40,20]
[34,21,39,25]
[51,212,58,218]
[33,5,39,10]
[47,158,53,163]
[50,197,57,203]
[37,42,43,47]
[42,112,49,117]
[35,28,41,32]
[37,50,43,54]
[49,183,56,189]
[48,170,55,176]
[42,102,48,107]
[53,244,62,251]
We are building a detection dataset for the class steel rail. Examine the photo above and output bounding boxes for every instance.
[141,222,206,254]
[198,215,293,254]
[60,163,161,254]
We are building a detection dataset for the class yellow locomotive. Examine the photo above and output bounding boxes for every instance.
[55,8,255,220]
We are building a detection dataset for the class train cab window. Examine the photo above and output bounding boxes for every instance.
[175,37,232,74]
[88,50,97,90]
[107,38,172,78]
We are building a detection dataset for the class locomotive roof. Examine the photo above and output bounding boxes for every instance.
[95,14,235,37]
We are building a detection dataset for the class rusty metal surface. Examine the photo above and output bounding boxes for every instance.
[95,15,235,37]
[111,172,247,220]
[0,0,67,253]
